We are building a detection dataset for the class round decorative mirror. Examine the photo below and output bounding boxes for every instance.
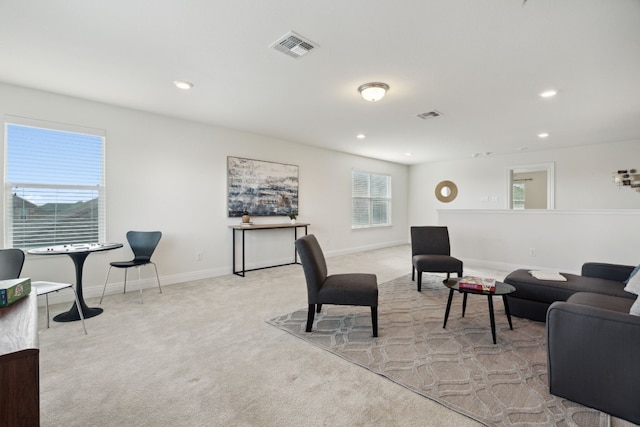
[435,180,458,203]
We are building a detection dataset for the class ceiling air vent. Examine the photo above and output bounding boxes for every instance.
[270,31,317,59]
[417,110,442,120]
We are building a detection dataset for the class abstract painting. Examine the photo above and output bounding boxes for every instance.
[227,156,299,217]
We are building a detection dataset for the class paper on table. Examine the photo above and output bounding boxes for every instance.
[529,271,567,281]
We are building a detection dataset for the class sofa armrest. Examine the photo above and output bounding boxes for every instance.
[547,301,640,424]
[581,262,635,282]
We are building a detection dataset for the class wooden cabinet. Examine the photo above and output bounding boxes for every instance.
[0,291,39,426]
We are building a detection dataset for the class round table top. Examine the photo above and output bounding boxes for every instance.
[445,277,516,296]
[27,242,123,255]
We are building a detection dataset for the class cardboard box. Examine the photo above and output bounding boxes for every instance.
[0,278,31,307]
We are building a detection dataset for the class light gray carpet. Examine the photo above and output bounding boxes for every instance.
[268,274,608,427]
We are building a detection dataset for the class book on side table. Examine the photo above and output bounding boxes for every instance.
[0,278,31,307]
[458,276,496,292]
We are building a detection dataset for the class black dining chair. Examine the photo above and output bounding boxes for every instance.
[100,231,162,304]
[0,248,87,334]
[411,226,463,291]
[295,234,379,337]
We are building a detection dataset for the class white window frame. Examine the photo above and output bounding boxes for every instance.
[351,171,392,229]
[4,116,106,249]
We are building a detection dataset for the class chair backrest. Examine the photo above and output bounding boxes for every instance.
[295,234,328,302]
[0,248,26,280]
[127,231,162,262]
[410,226,451,256]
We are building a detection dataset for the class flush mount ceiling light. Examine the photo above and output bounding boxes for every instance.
[174,80,194,90]
[358,82,389,102]
[539,89,557,98]
[356,133,366,139]
[538,132,550,139]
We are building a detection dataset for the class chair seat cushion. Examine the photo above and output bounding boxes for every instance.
[110,260,150,268]
[317,273,378,307]
[413,254,462,272]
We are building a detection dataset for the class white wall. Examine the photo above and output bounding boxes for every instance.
[409,141,640,272]
[0,83,409,299]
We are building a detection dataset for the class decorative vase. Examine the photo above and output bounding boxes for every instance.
[290,218,296,224]
[242,212,251,223]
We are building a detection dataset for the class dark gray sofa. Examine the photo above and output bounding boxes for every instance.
[504,262,635,321]
[505,262,640,424]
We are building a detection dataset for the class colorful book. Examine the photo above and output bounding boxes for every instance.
[0,278,31,307]
[458,276,496,292]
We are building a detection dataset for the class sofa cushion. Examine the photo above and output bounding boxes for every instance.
[567,292,635,313]
[505,269,634,305]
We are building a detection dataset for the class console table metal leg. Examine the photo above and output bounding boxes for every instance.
[232,229,236,275]
[294,227,298,263]
[241,229,246,277]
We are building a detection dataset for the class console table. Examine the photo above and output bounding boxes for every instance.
[0,291,39,426]
[229,222,309,277]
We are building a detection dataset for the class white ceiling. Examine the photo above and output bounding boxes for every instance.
[1,0,639,165]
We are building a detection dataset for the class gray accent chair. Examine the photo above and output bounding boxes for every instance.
[411,226,463,291]
[547,290,640,425]
[295,234,378,337]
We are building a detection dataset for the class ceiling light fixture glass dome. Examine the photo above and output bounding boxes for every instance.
[358,82,389,102]
[174,80,194,90]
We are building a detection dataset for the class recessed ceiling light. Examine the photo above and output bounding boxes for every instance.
[404,152,413,156]
[356,134,366,139]
[518,147,529,151]
[174,80,194,90]
[538,132,550,139]
[539,89,557,98]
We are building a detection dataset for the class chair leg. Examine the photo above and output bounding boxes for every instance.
[100,266,113,304]
[45,294,50,329]
[70,288,88,335]
[371,306,378,337]
[444,272,451,284]
[151,262,162,294]
[316,304,322,313]
[138,266,143,304]
[123,269,128,294]
[306,304,315,332]
[412,267,415,281]
[417,271,422,292]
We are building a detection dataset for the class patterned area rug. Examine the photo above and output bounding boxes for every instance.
[268,274,608,427]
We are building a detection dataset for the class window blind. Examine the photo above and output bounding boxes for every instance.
[5,119,105,249]
[352,171,391,228]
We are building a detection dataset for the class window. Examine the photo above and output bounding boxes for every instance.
[512,182,525,209]
[4,117,105,249]
[352,171,391,228]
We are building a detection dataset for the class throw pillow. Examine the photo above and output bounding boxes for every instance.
[625,264,640,284]
[631,295,640,317]
[624,265,640,295]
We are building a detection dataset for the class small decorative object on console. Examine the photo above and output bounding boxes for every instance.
[459,276,496,292]
[0,278,31,307]
[241,210,251,224]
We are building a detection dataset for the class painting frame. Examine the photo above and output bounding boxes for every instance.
[227,156,299,217]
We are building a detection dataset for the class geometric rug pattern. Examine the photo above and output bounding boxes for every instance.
[268,274,608,427]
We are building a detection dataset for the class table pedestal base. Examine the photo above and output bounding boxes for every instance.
[53,303,102,322]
